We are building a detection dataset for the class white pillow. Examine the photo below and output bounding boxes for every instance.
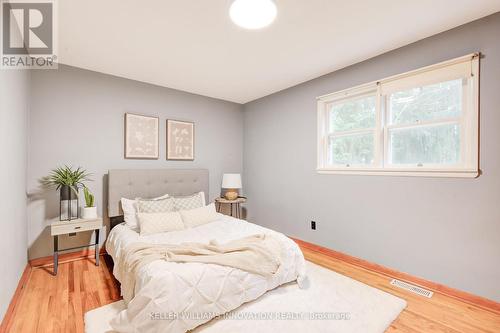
[121,193,169,228]
[137,211,185,236]
[180,203,218,228]
[121,197,139,228]
[173,191,206,211]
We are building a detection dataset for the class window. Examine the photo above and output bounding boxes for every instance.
[317,54,479,177]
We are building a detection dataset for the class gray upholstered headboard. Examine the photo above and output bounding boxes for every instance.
[108,169,209,218]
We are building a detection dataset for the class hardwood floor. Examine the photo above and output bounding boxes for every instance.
[302,249,500,333]
[3,256,121,333]
[4,249,500,333]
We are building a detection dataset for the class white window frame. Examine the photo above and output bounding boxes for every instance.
[317,53,480,178]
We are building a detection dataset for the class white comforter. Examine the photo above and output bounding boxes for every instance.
[106,214,306,333]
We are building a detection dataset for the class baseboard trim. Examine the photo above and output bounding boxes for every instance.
[29,247,107,268]
[0,264,32,333]
[291,237,500,314]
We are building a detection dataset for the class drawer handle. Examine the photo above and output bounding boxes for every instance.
[74,226,81,229]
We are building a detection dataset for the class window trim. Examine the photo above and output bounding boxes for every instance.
[317,53,480,178]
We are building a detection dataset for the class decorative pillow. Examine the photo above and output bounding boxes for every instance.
[180,203,218,228]
[173,192,205,211]
[137,197,175,213]
[121,197,139,227]
[137,211,185,235]
[121,194,170,228]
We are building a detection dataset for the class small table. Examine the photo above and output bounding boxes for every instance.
[215,197,246,219]
[50,218,103,275]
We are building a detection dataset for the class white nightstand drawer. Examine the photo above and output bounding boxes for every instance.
[51,219,102,236]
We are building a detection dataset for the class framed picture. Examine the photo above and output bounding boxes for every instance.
[167,119,194,160]
[124,113,159,159]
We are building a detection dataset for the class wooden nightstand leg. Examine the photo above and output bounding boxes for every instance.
[53,235,58,276]
[95,229,100,266]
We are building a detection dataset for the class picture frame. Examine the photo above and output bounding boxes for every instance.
[124,113,160,159]
[166,119,195,160]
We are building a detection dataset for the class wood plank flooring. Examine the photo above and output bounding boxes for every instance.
[302,250,500,333]
[4,256,120,333]
[4,249,500,332]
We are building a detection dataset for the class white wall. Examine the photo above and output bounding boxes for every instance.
[28,65,243,259]
[243,13,500,302]
[0,70,29,321]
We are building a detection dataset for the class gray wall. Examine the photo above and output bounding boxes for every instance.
[28,65,243,259]
[243,13,500,302]
[0,70,29,321]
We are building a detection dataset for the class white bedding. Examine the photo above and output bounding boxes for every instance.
[106,214,306,333]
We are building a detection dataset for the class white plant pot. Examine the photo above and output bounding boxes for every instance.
[82,206,98,219]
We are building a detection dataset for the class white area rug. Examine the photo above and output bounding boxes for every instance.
[85,261,406,333]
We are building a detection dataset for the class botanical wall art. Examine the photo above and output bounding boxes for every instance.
[167,119,194,160]
[124,113,159,159]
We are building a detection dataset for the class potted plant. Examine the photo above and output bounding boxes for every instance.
[42,166,91,221]
[82,187,98,219]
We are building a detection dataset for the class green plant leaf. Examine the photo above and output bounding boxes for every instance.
[83,186,95,207]
[41,166,93,194]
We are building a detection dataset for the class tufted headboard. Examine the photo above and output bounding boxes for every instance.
[108,169,209,224]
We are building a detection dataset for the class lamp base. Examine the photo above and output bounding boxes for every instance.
[224,190,238,200]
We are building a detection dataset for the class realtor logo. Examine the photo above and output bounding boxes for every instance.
[1,0,57,69]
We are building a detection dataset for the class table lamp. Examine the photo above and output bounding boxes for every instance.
[222,173,242,200]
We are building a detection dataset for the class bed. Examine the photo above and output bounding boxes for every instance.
[105,169,306,333]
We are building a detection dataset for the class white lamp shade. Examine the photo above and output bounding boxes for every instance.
[222,173,242,189]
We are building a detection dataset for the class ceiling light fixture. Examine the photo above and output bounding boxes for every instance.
[229,0,277,30]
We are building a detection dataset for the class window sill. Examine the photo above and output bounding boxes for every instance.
[316,168,479,178]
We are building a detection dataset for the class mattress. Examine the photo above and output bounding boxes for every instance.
[106,213,306,333]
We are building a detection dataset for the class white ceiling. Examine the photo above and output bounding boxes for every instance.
[59,0,500,104]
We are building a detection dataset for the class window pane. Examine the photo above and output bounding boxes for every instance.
[389,123,460,165]
[389,79,462,125]
[328,133,374,165]
[329,95,376,132]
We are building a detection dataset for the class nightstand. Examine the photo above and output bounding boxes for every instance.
[215,197,246,219]
[50,218,103,275]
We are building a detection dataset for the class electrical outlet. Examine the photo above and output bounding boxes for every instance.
[311,221,316,230]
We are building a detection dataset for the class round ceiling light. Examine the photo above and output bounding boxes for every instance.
[229,0,277,30]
